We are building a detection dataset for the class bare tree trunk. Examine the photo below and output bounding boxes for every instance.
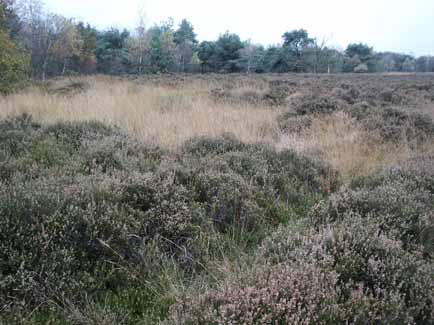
[62,58,67,75]
[42,34,52,81]
[42,59,48,81]
[182,55,185,73]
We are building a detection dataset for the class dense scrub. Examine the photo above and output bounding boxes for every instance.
[172,159,434,324]
[0,115,332,323]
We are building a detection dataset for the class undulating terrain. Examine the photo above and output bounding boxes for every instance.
[1,73,434,324]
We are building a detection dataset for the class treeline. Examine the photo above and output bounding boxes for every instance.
[1,0,434,85]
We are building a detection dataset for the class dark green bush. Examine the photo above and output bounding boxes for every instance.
[42,120,121,151]
[182,134,245,156]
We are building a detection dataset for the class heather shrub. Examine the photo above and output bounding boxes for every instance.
[0,116,335,321]
[278,93,346,134]
[331,86,360,104]
[0,172,207,312]
[257,217,434,323]
[183,135,333,194]
[0,116,201,319]
[210,82,291,106]
[289,93,345,116]
[191,167,262,231]
[378,88,405,105]
[42,120,118,151]
[0,113,40,156]
[311,156,434,255]
[181,135,334,231]
[277,84,434,144]
[278,113,312,134]
[182,134,246,157]
[358,107,434,143]
[169,263,346,324]
[263,84,291,106]
[170,217,432,324]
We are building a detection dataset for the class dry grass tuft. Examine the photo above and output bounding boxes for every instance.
[277,111,423,181]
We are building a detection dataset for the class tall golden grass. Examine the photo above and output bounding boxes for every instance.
[0,76,279,149]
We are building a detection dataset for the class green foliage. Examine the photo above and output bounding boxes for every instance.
[290,93,345,116]
[72,22,98,74]
[354,63,369,73]
[7,0,434,77]
[147,22,176,73]
[344,43,375,72]
[96,28,130,74]
[198,32,244,72]
[0,29,28,93]
[197,41,217,72]
[173,19,197,72]
[281,29,315,72]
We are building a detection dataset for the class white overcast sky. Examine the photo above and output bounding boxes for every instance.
[44,0,434,56]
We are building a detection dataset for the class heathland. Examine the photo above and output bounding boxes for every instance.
[1,73,434,324]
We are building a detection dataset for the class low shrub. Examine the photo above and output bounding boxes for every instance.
[278,113,312,134]
[0,116,333,320]
[279,90,434,144]
[263,84,291,106]
[331,86,360,104]
[257,217,434,323]
[289,93,345,116]
[311,156,434,256]
[171,217,433,324]
[358,107,434,143]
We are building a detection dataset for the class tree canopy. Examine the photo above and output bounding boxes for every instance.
[1,0,433,84]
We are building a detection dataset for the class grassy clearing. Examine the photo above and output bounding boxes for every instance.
[0,76,280,149]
